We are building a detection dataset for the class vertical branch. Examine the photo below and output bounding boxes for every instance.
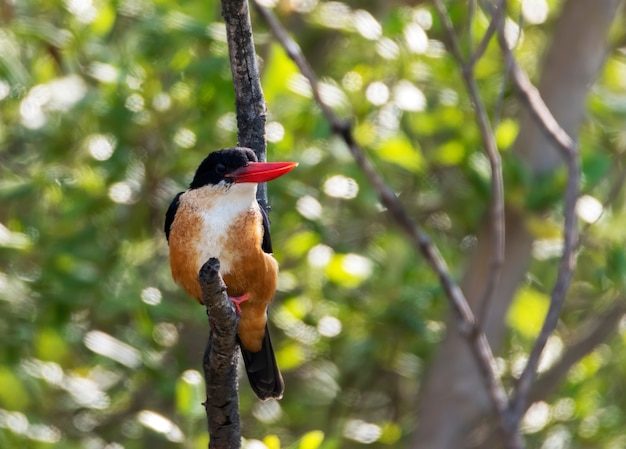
[221,0,269,210]
[199,258,241,449]
[490,1,583,425]
[508,156,579,425]
[199,2,270,446]
[433,0,505,328]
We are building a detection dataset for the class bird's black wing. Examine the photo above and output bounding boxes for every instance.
[260,205,273,254]
[240,202,284,400]
[164,192,183,242]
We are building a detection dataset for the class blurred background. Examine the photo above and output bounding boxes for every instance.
[1,0,626,448]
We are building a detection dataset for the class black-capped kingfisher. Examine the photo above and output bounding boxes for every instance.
[164,147,297,400]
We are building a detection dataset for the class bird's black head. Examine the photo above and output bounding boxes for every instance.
[189,147,258,189]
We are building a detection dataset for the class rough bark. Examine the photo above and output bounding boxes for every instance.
[200,3,268,447]
[200,258,241,449]
[412,1,622,448]
[221,0,269,210]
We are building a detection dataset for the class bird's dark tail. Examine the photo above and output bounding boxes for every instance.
[239,324,284,400]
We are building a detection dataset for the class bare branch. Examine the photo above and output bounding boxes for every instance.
[201,2,271,443]
[251,2,347,130]
[529,299,626,403]
[493,1,576,158]
[489,0,582,425]
[199,258,241,449]
[254,3,517,446]
[468,3,500,67]
[509,154,580,423]
[433,0,506,330]
[221,0,270,210]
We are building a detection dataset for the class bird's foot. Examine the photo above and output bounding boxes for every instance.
[229,294,249,315]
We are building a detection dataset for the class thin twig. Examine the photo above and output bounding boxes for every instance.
[491,0,582,426]
[254,3,518,446]
[494,16,576,157]
[492,8,522,129]
[509,158,580,425]
[468,0,476,55]
[492,48,513,130]
[469,5,500,67]
[529,299,625,403]
[433,0,506,329]
[252,3,347,130]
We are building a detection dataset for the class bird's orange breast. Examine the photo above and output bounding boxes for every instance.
[168,201,206,302]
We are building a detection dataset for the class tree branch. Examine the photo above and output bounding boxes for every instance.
[200,258,241,449]
[221,0,269,210]
[509,158,580,421]
[529,299,626,403]
[253,3,517,446]
[489,0,583,426]
[494,7,577,158]
[200,2,269,446]
[433,0,506,331]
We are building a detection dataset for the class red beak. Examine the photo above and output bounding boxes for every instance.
[227,161,298,184]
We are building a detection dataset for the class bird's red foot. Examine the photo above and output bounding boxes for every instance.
[229,294,249,315]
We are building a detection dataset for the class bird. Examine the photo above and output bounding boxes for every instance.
[164,147,297,400]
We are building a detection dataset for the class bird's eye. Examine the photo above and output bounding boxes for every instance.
[215,163,227,174]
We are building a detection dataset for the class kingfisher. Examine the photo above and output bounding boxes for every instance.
[164,147,297,400]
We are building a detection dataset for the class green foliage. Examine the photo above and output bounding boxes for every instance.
[1,1,626,448]
[507,287,549,339]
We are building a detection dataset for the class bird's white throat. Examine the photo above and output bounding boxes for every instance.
[187,182,259,274]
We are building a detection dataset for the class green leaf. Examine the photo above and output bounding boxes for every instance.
[325,254,373,288]
[35,328,69,363]
[375,135,424,172]
[433,140,465,165]
[285,231,321,258]
[606,245,626,287]
[495,118,519,150]
[264,44,299,104]
[526,168,567,211]
[264,435,281,449]
[378,422,402,444]
[508,286,549,338]
[298,430,324,449]
[276,342,305,371]
[91,2,116,36]
[175,371,205,417]
[0,367,29,410]
[582,152,611,187]
[602,57,626,91]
